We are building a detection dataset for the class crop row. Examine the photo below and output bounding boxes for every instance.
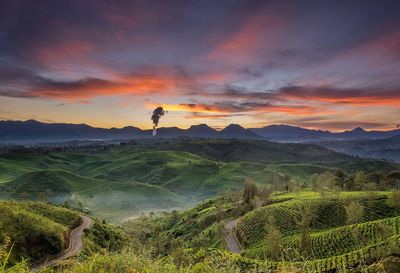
[236,196,398,249]
[240,235,400,273]
[243,215,400,261]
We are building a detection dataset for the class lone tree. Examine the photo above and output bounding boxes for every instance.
[288,178,301,196]
[386,172,400,189]
[243,178,258,204]
[353,170,367,191]
[264,215,282,260]
[257,185,273,202]
[388,191,400,209]
[314,171,342,197]
[345,201,364,224]
[297,206,315,254]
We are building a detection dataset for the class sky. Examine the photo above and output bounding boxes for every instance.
[0,0,399,131]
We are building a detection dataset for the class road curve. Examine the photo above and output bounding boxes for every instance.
[224,219,242,254]
[32,215,92,271]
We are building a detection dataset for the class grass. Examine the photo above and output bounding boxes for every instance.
[0,201,79,264]
[2,191,400,272]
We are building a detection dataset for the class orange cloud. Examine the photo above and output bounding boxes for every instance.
[29,73,191,100]
[146,101,321,116]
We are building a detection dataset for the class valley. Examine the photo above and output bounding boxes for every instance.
[1,139,398,222]
[1,139,400,272]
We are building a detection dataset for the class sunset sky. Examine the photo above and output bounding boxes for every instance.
[0,0,399,131]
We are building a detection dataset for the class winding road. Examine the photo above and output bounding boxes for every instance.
[224,199,265,254]
[32,215,92,271]
[224,219,242,254]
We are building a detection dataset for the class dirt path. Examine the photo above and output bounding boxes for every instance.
[32,215,92,271]
[224,219,242,254]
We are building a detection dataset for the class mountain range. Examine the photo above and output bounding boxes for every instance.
[0,119,399,143]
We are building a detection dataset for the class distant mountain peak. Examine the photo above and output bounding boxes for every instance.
[352,127,365,132]
[25,119,42,124]
[223,123,245,130]
[186,124,217,136]
[220,123,261,138]
[188,124,213,129]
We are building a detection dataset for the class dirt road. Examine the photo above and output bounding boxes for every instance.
[32,215,92,271]
[224,219,242,254]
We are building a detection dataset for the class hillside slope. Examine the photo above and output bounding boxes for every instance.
[1,140,399,222]
[151,139,353,163]
[0,201,80,264]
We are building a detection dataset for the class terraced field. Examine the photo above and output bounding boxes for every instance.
[234,193,400,272]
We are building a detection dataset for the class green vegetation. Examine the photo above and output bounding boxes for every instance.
[1,140,398,222]
[0,201,79,264]
[1,139,400,272]
[0,201,125,268]
[2,191,400,272]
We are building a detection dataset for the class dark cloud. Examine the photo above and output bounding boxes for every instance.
[277,86,400,105]
[0,66,121,98]
[176,101,317,115]
[194,84,400,107]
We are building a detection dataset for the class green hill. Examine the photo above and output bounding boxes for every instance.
[7,169,109,196]
[0,201,79,264]
[119,191,400,273]
[1,140,399,222]
[3,191,400,272]
[151,139,354,163]
[2,170,186,222]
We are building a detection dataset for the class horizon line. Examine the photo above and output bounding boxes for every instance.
[1,118,398,133]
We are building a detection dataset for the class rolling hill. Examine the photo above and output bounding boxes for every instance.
[119,190,400,273]
[1,139,399,222]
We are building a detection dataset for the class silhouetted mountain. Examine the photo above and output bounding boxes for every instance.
[220,124,261,139]
[1,120,399,144]
[0,120,145,142]
[250,124,400,142]
[143,127,186,137]
[250,124,330,141]
[186,124,219,137]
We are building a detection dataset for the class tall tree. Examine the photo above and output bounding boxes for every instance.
[388,191,400,209]
[345,201,364,224]
[243,178,257,204]
[264,216,282,260]
[297,206,315,254]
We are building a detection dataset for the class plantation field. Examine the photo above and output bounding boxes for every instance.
[0,140,399,222]
[118,189,400,273]
[230,192,400,272]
